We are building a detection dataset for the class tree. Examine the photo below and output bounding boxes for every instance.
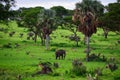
[65,23,80,47]
[107,3,120,32]
[17,7,44,43]
[17,7,59,49]
[50,6,68,18]
[38,9,58,50]
[99,12,112,39]
[0,0,15,21]
[117,0,120,3]
[72,0,104,61]
[99,2,120,38]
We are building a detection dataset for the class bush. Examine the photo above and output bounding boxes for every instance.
[70,59,86,76]
[52,72,60,76]
[86,74,99,80]
[88,53,107,62]
[106,57,118,72]
[2,43,12,48]
[0,27,8,33]
[70,74,76,78]
[106,63,118,72]
[50,47,57,51]
[113,69,120,80]
[69,35,80,41]
[94,67,103,76]
[117,40,120,44]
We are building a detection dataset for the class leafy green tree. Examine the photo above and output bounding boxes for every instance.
[38,9,58,50]
[99,13,111,38]
[107,3,120,32]
[62,13,80,47]
[117,0,120,3]
[73,0,104,61]
[0,0,15,21]
[65,23,80,47]
[17,7,44,43]
[99,2,120,38]
[18,7,59,49]
[50,6,68,18]
[67,10,74,16]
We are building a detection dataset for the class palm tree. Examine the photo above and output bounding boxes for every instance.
[73,0,104,61]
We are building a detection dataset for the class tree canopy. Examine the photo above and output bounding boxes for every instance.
[117,0,120,3]
[50,6,68,18]
[0,0,16,21]
[99,2,120,32]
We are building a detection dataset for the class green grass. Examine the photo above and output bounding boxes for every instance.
[0,21,120,80]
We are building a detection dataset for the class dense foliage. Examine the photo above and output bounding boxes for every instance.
[50,6,68,18]
[0,0,15,21]
[99,2,120,32]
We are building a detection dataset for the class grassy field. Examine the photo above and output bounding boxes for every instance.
[0,21,120,80]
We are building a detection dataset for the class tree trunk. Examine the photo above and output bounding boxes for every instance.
[86,36,90,61]
[76,40,79,47]
[45,34,50,50]
[41,36,45,46]
[42,38,45,46]
[74,32,79,47]
[103,28,109,39]
[104,32,108,39]
[34,33,37,43]
[39,32,45,46]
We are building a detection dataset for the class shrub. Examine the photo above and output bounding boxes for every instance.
[106,63,118,72]
[113,69,120,80]
[86,74,99,80]
[70,59,86,76]
[117,40,120,44]
[50,47,57,51]
[94,67,103,76]
[22,40,27,42]
[32,62,53,76]
[9,31,15,37]
[106,57,118,72]
[53,62,59,68]
[2,43,12,48]
[52,72,60,76]
[70,74,76,78]
[88,53,107,62]
[69,35,80,41]
[59,43,68,47]
[0,27,8,33]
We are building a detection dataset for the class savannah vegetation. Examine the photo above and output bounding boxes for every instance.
[0,0,120,80]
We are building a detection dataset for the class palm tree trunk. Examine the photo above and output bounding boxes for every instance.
[45,34,50,50]
[86,36,90,61]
